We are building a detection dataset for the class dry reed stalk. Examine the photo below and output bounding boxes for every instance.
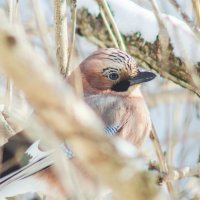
[54,0,69,75]
[0,20,159,200]
[192,0,200,27]
[97,0,126,51]
[150,126,178,200]
[66,0,77,77]
[149,2,177,199]
[99,5,119,49]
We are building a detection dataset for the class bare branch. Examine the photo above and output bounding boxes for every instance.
[150,126,178,200]
[160,164,200,182]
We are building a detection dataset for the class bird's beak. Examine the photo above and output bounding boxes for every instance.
[128,71,156,86]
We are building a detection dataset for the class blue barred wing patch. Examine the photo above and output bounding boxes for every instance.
[104,124,122,136]
[61,144,74,159]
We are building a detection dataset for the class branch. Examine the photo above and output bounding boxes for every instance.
[149,161,200,182]
[150,126,178,200]
[159,164,200,182]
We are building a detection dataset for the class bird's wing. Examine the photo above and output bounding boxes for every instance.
[61,143,74,159]
[0,153,52,186]
[0,139,53,185]
[0,135,54,199]
[104,124,123,136]
[0,133,73,183]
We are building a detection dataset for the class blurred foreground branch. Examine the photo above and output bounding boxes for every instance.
[0,20,159,200]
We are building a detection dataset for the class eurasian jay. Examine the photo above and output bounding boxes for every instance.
[0,48,156,199]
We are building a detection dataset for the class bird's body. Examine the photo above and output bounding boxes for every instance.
[77,48,153,146]
[0,48,155,199]
[85,89,151,146]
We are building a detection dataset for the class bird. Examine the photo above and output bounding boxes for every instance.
[69,48,155,146]
[0,48,156,199]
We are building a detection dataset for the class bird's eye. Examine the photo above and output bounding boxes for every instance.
[108,73,119,80]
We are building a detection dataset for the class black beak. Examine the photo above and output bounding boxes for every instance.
[129,71,156,86]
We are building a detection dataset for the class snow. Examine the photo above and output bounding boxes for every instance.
[77,0,99,16]
[131,0,194,21]
[77,0,200,63]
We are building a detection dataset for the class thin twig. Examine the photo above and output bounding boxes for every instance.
[99,5,119,49]
[160,164,200,182]
[54,0,68,75]
[65,0,77,77]
[146,1,177,199]
[97,0,126,51]
[150,125,177,200]
[149,160,200,181]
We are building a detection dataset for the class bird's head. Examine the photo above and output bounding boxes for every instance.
[79,48,156,95]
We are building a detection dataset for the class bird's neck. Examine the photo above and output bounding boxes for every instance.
[129,86,143,98]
